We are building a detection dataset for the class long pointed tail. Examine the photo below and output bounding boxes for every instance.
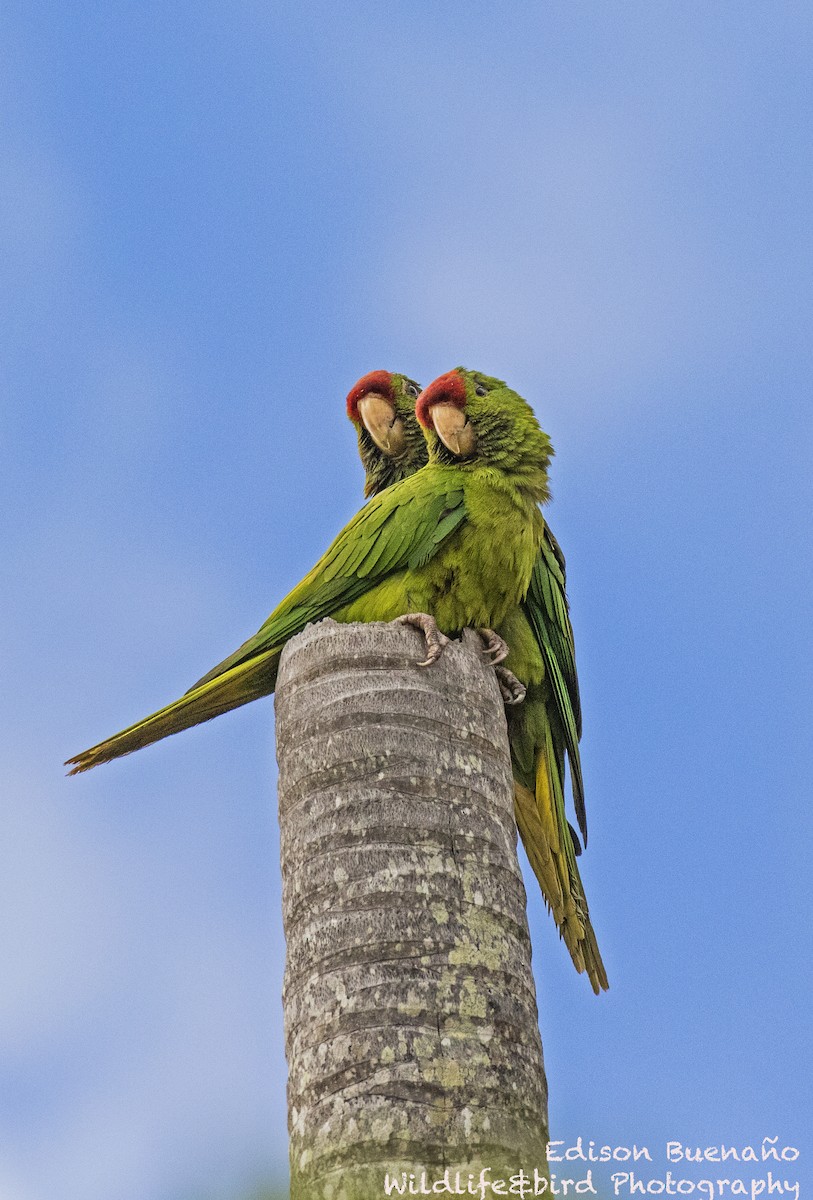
[534,733,609,994]
[66,646,281,774]
[514,781,566,924]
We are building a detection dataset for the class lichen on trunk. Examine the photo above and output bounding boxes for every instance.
[275,620,548,1200]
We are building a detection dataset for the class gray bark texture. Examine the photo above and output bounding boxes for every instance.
[275,619,548,1200]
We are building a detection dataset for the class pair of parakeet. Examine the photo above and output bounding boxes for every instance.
[68,367,607,993]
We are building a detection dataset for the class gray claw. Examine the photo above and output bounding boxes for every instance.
[395,613,451,667]
[495,665,526,706]
[477,627,510,665]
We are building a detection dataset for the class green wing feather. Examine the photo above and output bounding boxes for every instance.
[67,477,467,772]
[191,482,465,689]
[510,524,607,992]
[523,526,587,843]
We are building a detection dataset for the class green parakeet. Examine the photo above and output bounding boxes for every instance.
[346,369,428,495]
[66,372,551,787]
[352,368,607,993]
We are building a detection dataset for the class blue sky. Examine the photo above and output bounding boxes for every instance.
[1,2,811,1198]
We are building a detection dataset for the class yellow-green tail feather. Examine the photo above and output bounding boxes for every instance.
[514,781,565,924]
[66,646,282,774]
[534,733,609,994]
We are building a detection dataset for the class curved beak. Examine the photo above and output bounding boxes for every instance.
[358,392,406,456]
[431,403,477,457]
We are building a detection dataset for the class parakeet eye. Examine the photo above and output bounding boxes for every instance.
[475,383,488,396]
[405,382,419,398]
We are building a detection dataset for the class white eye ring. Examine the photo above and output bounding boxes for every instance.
[406,383,419,398]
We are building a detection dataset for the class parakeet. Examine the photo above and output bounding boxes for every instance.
[352,367,607,993]
[66,372,551,787]
[346,370,428,495]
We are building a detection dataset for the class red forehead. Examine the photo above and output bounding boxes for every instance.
[416,370,467,428]
[346,370,394,421]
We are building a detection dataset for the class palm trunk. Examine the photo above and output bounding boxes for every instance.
[275,619,548,1199]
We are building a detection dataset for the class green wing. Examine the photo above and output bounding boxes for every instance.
[522,524,586,843]
[516,525,605,990]
[192,476,467,688]
[67,473,467,773]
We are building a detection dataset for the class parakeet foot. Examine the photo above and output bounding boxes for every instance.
[476,627,510,664]
[495,665,526,706]
[395,613,451,667]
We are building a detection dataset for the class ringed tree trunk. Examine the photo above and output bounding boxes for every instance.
[275,619,548,1200]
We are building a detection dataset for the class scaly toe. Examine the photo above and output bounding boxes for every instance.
[394,613,451,668]
[495,665,527,706]
[418,641,444,668]
[477,627,510,665]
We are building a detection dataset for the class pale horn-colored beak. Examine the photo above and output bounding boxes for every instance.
[431,403,477,457]
[358,392,407,456]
